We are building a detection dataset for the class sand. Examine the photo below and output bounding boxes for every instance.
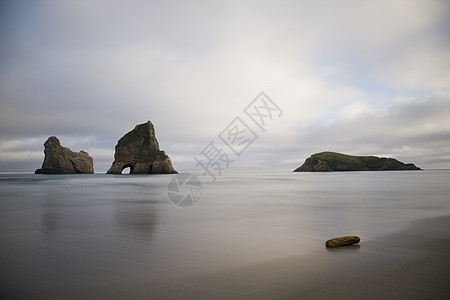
[147,215,450,299]
[7,216,450,300]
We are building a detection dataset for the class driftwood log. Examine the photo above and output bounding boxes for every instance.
[326,236,360,247]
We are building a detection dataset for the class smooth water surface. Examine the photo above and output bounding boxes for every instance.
[1,171,449,296]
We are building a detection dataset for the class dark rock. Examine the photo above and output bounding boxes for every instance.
[107,121,178,175]
[326,236,361,247]
[35,136,94,174]
[294,151,421,172]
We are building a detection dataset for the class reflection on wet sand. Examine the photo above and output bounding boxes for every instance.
[41,195,63,239]
[114,199,158,243]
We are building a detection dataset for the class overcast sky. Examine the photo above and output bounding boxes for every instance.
[1,0,449,173]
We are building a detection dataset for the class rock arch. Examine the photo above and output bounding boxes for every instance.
[121,164,133,174]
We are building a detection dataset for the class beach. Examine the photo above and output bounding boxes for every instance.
[1,172,449,299]
[38,216,448,300]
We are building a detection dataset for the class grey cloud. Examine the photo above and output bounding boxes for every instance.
[291,93,450,168]
[1,0,449,172]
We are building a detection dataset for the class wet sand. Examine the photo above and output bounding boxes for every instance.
[24,215,450,300]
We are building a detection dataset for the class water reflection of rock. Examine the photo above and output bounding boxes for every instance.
[115,199,158,243]
[41,197,62,238]
[42,209,59,237]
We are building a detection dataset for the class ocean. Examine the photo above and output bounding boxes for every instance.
[1,171,449,299]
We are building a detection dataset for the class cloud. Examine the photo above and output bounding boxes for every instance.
[0,0,449,172]
[290,92,450,168]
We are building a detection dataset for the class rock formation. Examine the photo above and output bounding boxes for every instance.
[326,236,361,248]
[294,151,421,172]
[107,121,178,174]
[35,136,94,174]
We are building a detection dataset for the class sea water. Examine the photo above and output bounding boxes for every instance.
[1,171,449,296]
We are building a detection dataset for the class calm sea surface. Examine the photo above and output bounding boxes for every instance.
[1,171,449,296]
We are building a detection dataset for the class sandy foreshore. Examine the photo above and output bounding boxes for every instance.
[140,216,450,299]
[8,215,450,299]
[43,215,450,300]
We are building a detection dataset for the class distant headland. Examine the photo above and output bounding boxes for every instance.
[294,151,421,172]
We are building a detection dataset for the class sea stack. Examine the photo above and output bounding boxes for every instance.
[107,121,178,174]
[35,136,94,174]
[294,152,421,172]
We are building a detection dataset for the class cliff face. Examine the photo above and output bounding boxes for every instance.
[35,136,94,174]
[294,152,421,172]
[107,121,178,174]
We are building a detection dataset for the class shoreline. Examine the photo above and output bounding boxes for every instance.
[146,215,450,299]
[32,215,450,300]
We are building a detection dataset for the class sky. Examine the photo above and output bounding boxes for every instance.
[1,0,449,173]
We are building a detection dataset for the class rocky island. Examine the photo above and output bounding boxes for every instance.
[35,136,94,174]
[107,121,178,174]
[294,151,421,172]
